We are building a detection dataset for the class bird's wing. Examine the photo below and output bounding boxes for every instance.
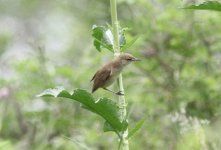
[90,71,97,81]
[92,68,111,93]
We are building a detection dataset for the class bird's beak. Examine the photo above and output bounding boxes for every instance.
[132,58,141,61]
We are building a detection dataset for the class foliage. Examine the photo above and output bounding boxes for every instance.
[182,1,221,12]
[1,0,221,149]
[92,25,114,52]
[128,118,145,139]
[37,87,128,133]
[92,25,127,52]
[37,1,141,149]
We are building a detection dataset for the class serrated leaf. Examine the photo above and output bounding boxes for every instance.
[128,119,145,139]
[103,29,114,46]
[119,29,126,47]
[37,87,127,132]
[105,24,126,47]
[181,1,221,12]
[94,38,113,51]
[92,25,104,52]
[92,25,113,52]
[103,121,115,132]
[121,36,139,51]
[92,25,126,52]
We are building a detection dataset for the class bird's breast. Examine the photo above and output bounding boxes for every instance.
[103,68,122,87]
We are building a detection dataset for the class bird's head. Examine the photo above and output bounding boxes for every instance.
[117,53,140,66]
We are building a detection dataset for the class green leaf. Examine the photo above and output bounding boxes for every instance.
[103,121,115,132]
[119,28,126,47]
[37,87,127,132]
[92,25,126,52]
[103,29,114,46]
[92,25,113,52]
[92,25,105,52]
[121,36,139,51]
[128,118,145,139]
[94,38,113,52]
[181,1,221,12]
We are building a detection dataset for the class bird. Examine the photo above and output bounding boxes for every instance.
[91,53,140,95]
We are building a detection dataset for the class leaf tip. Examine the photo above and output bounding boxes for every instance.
[36,86,66,98]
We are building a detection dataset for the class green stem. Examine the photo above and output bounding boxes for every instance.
[110,0,129,150]
[110,0,120,53]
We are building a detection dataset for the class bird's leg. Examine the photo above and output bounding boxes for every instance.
[103,88,124,96]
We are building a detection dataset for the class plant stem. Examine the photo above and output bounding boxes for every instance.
[110,0,120,53]
[110,0,129,149]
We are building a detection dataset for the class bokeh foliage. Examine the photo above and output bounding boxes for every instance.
[1,0,221,150]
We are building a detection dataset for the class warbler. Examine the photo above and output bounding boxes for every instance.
[91,53,140,95]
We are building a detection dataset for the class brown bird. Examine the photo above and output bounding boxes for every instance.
[91,53,140,95]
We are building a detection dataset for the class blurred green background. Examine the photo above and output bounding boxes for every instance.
[1,0,221,149]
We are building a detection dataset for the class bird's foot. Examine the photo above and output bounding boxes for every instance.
[116,91,124,96]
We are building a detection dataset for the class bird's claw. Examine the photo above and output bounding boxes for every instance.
[116,91,124,96]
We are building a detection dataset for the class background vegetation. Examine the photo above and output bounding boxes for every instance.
[1,0,221,149]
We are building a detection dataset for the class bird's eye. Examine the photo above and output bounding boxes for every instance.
[126,58,132,61]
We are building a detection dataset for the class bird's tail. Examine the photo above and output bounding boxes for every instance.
[91,86,97,93]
